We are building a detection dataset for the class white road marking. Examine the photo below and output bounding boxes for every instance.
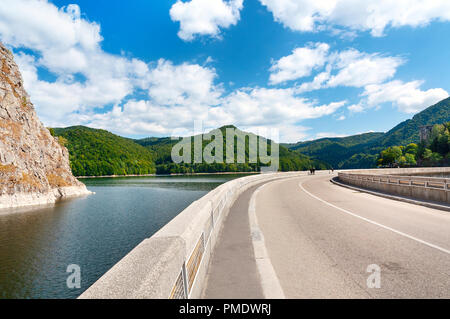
[299,181,450,256]
[249,182,286,299]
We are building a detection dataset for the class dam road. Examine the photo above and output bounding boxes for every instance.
[203,172,450,299]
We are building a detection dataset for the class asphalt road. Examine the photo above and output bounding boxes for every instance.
[204,173,450,299]
[203,183,265,299]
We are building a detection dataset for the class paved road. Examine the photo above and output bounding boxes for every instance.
[203,173,450,298]
[203,183,265,299]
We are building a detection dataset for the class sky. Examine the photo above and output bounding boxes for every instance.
[0,0,449,142]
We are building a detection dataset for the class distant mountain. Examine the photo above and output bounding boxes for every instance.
[378,97,450,147]
[52,125,326,177]
[53,126,156,176]
[285,97,450,168]
[53,98,450,175]
[285,132,384,168]
[136,125,329,174]
[135,136,177,166]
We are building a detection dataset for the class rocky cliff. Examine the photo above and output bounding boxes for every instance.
[0,43,90,209]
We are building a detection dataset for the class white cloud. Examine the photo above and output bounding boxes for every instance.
[0,1,101,54]
[277,43,448,115]
[315,132,349,139]
[270,43,404,90]
[219,87,345,126]
[170,0,243,41]
[292,46,404,91]
[362,80,449,113]
[269,43,329,85]
[0,0,151,125]
[74,87,346,142]
[0,0,352,142]
[347,103,364,113]
[326,49,404,88]
[259,0,450,36]
[86,88,344,142]
[146,59,222,106]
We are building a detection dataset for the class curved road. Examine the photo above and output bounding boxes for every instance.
[203,173,450,299]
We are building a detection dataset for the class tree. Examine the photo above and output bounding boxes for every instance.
[405,143,418,155]
[378,146,403,166]
[404,153,416,166]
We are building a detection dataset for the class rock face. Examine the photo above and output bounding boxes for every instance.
[0,42,91,209]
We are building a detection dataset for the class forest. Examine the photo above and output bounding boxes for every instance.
[52,126,327,176]
[377,122,450,167]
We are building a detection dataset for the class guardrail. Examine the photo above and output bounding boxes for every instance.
[79,171,305,299]
[338,168,450,205]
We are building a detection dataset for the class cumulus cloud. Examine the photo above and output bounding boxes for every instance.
[362,80,448,113]
[0,0,151,125]
[74,87,346,142]
[219,87,345,126]
[146,59,222,106]
[325,49,404,88]
[170,0,243,41]
[270,44,405,90]
[273,42,447,115]
[347,104,364,113]
[0,0,347,142]
[259,0,450,36]
[269,43,330,85]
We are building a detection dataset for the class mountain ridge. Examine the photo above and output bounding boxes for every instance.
[51,97,450,174]
[285,97,450,168]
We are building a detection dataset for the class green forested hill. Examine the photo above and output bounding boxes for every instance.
[136,126,328,174]
[53,97,450,176]
[53,125,324,176]
[285,132,384,168]
[285,132,384,151]
[136,136,177,166]
[378,97,450,147]
[52,126,156,176]
[285,97,450,168]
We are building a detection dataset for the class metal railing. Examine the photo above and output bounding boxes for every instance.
[168,181,237,299]
[339,172,450,191]
[167,173,294,299]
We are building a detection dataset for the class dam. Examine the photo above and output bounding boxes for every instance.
[80,168,450,299]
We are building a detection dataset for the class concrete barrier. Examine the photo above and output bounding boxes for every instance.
[338,167,450,205]
[79,171,306,299]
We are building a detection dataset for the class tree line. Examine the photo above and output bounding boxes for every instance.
[377,122,450,167]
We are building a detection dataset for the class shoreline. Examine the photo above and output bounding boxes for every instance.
[76,171,261,179]
[0,185,92,211]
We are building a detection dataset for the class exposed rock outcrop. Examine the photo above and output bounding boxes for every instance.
[0,42,91,209]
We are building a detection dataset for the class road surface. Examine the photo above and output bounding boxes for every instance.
[203,173,450,298]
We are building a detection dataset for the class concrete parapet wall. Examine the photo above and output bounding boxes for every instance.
[338,167,450,205]
[79,171,306,299]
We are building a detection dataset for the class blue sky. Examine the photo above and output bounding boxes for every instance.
[1,0,449,142]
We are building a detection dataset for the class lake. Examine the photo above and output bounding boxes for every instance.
[0,174,248,299]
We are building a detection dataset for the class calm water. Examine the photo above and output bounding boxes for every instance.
[0,174,247,299]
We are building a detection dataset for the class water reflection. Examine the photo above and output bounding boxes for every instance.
[0,174,247,299]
